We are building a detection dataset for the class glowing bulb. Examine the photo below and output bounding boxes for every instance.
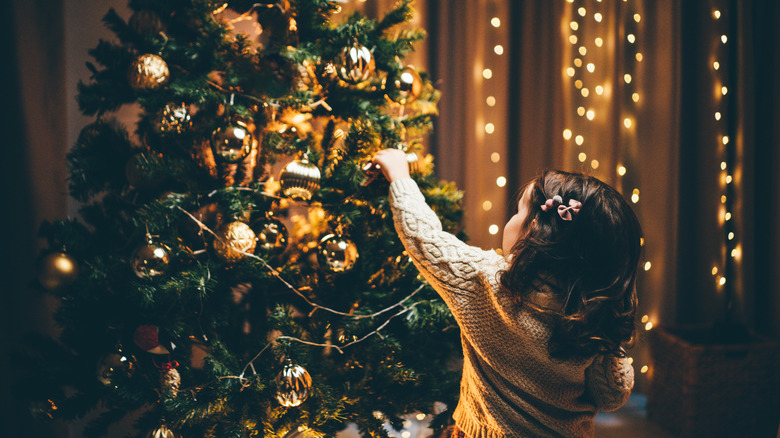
[594,12,603,22]
[627,34,636,43]
[579,46,587,55]
[719,276,727,285]
[641,315,649,323]
[566,67,576,77]
[617,165,627,176]
[721,195,727,203]
[575,135,584,145]
[714,10,721,19]
[633,188,640,195]
[644,261,652,271]
[563,129,573,140]
[578,7,586,17]
[631,193,639,203]
[721,34,728,43]
[569,35,579,44]
[728,232,734,240]
[482,201,493,211]
[494,45,504,55]
[577,106,586,116]
[486,96,496,107]
[731,248,738,258]
[496,176,507,187]
[587,63,595,72]
[574,58,583,67]
[722,135,729,145]
[721,86,728,95]
[634,14,641,22]
[712,267,718,275]
[721,161,727,170]
[595,85,604,95]
[590,159,599,169]
[726,175,733,184]
[640,237,645,246]
[581,88,590,97]
[575,79,584,88]
[645,321,653,330]
[636,53,644,62]
[483,68,493,79]
[491,17,501,27]
[491,152,501,163]
[713,61,720,70]
[586,110,595,120]
[624,74,632,83]
[715,112,721,120]
[570,21,579,31]
[595,37,603,47]
[416,413,426,421]
[632,93,640,102]
[489,224,499,235]
[402,432,411,438]
[725,212,732,221]
[640,366,648,373]
[623,118,632,128]
[628,357,634,364]
[578,152,587,162]
[484,123,495,134]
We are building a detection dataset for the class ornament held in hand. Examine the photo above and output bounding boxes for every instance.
[276,361,313,407]
[128,54,170,91]
[212,221,257,263]
[37,252,79,291]
[131,235,171,278]
[317,234,359,272]
[279,158,321,201]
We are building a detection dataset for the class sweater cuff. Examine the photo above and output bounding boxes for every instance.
[389,178,424,204]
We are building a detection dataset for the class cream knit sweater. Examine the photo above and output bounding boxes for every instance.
[389,178,634,438]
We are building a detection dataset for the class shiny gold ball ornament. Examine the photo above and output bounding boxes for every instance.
[131,235,171,278]
[160,367,181,398]
[384,65,423,104]
[338,43,375,84]
[128,54,170,91]
[146,424,177,438]
[212,221,257,263]
[210,120,254,163]
[155,103,192,136]
[37,252,79,291]
[279,158,321,200]
[252,217,289,257]
[275,362,313,407]
[317,234,359,272]
[97,348,137,387]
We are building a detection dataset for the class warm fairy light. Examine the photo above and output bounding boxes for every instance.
[627,34,636,43]
[725,175,733,184]
[482,201,493,211]
[590,159,599,169]
[581,88,590,97]
[631,193,639,203]
[634,14,641,22]
[712,266,718,275]
[575,135,584,145]
[491,152,501,163]
[644,261,651,271]
[731,248,738,258]
[491,17,501,27]
[575,79,584,88]
[632,93,640,102]
[563,129,573,140]
[636,53,644,62]
[494,45,504,55]
[628,357,634,364]
[496,176,507,187]
[721,161,727,170]
[594,12,603,22]
[640,366,648,373]
[579,46,588,56]
[719,276,727,285]
[569,35,579,44]
[722,135,729,145]
[484,123,495,134]
[617,165,627,176]
[574,58,583,67]
[713,10,721,19]
[713,61,720,70]
[721,35,728,43]
[578,152,587,162]
[577,106,586,116]
[641,315,649,323]
[483,68,493,79]
[416,413,426,421]
[586,110,595,120]
[595,37,604,47]
[486,96,496,106]
[640,237,645,246]
[725,212,732,220]
[578,7,586,16]
[715,111,722,120]
[566,67,576,77]
[586,63,595,72]
[570,21,579,31]
[728,232,734,240]
[624,74,632,83]
[721,86,728,95]
[721,195,727,203]
[489,224,499,235]
[402,431,411,438]
[645,321,653,330]
[595,85,604,95]
[623,118,632,128]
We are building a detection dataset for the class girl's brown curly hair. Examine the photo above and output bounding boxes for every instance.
[499,169,642,360]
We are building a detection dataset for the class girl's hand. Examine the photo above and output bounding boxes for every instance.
[372,149,410,183]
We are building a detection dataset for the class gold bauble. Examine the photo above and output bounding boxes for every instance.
[252,217,289,257]
[37,252,79,291]
[317,234,359,272]
[212,221,257,263]
[275,362,313,407]
[131,236,171,278]
[154,103,192,136]
[97,349,137,387]
[160,367,181,397]
[210,120,255,163]
[405,150,420,173]
[146,424,177,438]
[338,43,375,84]
[128,54,170,91]
[384,65,423,104]
[279,158,321,201]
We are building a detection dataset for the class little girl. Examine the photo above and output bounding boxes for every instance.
[372,149,642,438]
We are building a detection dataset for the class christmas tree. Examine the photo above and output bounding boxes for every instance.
[26,1,468,437]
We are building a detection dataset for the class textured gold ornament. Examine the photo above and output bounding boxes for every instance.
[211,120,256,163]
[37,252,79,291]
[128,54,170,91]
[405,150,420,173]
[275,362,313,407]
[160,368,181,397]
[131,235,171,278]
[97,349,137,387]
[384,65,423,104]
[338,43,375,84]
[252,217,289,257]
[279,158,321,201]
[154,103,192,135]
[146,424,177,438]
[212,221,257,262]
[317,234,359,272]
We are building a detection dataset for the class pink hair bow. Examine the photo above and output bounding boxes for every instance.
[541,195,582,221]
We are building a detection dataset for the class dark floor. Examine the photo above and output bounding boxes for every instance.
[335,394,677,438]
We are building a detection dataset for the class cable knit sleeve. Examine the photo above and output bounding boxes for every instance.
[585,354,634,412]
[388,178,504,310]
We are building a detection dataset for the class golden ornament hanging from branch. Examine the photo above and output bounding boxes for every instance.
[128,54,170,91]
